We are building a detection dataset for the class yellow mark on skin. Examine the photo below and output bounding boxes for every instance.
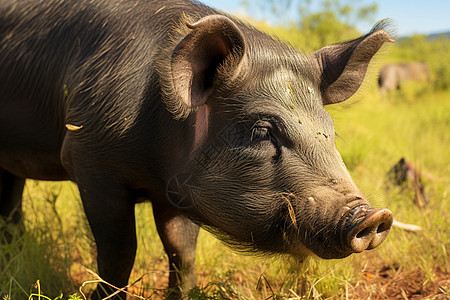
[276,69,295,96]
[63,86,69,97]
[65,124,83,131]
[284,82,294,96]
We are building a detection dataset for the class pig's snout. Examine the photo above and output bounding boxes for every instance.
[342,206,393,253]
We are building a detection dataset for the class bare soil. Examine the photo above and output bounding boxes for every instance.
[349,260,450,300]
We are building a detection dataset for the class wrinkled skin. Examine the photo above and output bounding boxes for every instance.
[378,62,430,95]
[0,0,394,299]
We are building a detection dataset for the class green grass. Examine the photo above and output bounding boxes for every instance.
[1,89,449,299]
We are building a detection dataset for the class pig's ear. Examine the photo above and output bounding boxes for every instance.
[171,15,245,110]
[313,22,393,105]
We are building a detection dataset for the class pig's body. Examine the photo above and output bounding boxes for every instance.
[378,62,430,95]
[0,0,393,298]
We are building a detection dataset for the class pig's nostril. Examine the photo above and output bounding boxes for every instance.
[356,227,371,239]
[376,221,391,234]
[345,208,393,253]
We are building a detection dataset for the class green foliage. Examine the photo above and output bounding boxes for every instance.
[245,0,450,96]
[247,16,358,54]
[296,0,375,50]
[298,10,360,51]
[244,0,449,94]
[243,0,377,51]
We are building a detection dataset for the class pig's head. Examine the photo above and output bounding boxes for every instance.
[160,15,394,259]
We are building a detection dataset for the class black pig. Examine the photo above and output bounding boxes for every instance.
[378,62,430,96]
[0,0,394,298]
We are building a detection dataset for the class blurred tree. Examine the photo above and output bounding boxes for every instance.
[242,0,378,50]
[242,0,450,90]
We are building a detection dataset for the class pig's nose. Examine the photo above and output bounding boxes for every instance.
[344,207,393,253]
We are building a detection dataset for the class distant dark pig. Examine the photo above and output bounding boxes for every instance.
[0,0,394,298]
[378,62,430,95]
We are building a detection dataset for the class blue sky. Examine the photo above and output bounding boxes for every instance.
[201,0,450,36]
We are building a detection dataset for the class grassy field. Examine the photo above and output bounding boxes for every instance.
[1,83,449,299]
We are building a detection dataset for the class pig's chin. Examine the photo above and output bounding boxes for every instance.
[286,235,353,260]
[307,246,353,260]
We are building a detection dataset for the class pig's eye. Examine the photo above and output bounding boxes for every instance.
[251,121,277,144]
[251,126,270,141]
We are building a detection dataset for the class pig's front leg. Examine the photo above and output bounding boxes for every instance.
[153,203,200,298]
[77,177,137,300]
